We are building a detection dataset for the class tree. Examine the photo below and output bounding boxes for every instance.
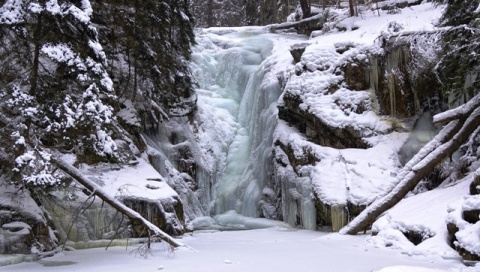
[91,0,196,127]
[299,0,311,19]
[0,1,124,183]
[349,0,355,17]
[0,0,197,246]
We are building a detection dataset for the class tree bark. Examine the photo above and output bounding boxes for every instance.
[30,13,43,96]
[433,93,480,125]
[299,0,311,19]
[51,157,184,248]
[339,105,480,235]
[349,0,355,16]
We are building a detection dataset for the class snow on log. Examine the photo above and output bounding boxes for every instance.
[433,92,480,125]
[51,157,184,248]
[340,107,480,235]
[268,11,327,33]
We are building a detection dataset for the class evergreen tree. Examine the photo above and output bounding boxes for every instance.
[92,0,196,127]
[0,0,121,186]
[0,0,197,186]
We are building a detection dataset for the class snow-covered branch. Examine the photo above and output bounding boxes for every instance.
[268,11,328,33]
[433,92,480,125]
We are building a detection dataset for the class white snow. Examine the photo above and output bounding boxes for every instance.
[0,181,46,222]
[79,157,178,202]
[275,120,408,206]
[369,176,472,257]
[0,0,24,24]
[2,2,476,271]
[4,228,469,272]
[274,2,446,210]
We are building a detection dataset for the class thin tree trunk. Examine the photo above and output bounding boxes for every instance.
[207,0,214,27]
[51,157,184,248]
[30,13,43,96]
[132,0,138,101]
[272,0,278,23]
[349,0,355,16]
[299,0,312,19]
[339,105,480,235]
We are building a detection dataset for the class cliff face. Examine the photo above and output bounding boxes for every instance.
[263,2,451,232]
[267,1,480,260]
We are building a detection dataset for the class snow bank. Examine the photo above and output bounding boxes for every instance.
[78,157,178,202]
[275,119,407,206]
[369,175,471,258]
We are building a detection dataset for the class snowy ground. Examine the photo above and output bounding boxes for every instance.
[4,228,473,272]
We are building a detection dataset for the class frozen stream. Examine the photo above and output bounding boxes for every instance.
[5,229,467,272]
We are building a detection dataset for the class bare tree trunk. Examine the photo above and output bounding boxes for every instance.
[349,0,355,16]
[272,0,278,23]
[206,0,214,27]
[132,0,139,101]
[30,13,43,96]
[339,99,480,235]
[52,157,184,248]
[299,0,312,19]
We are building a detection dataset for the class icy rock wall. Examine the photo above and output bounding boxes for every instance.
[144,126,209,222]
[122,196,184,236]
[369,34,444,118]
[273,32,445,231]
[42,196,127,243]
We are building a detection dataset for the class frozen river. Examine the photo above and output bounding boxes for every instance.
[6,228,469,272]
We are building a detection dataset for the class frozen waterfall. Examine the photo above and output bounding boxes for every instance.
[191,29,283,218]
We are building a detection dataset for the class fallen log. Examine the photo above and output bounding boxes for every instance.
[268,11,328,33]
[340,106,480,235]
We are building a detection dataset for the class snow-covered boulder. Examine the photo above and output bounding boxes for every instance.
[446,174,480,261]
[0,183,57,254]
